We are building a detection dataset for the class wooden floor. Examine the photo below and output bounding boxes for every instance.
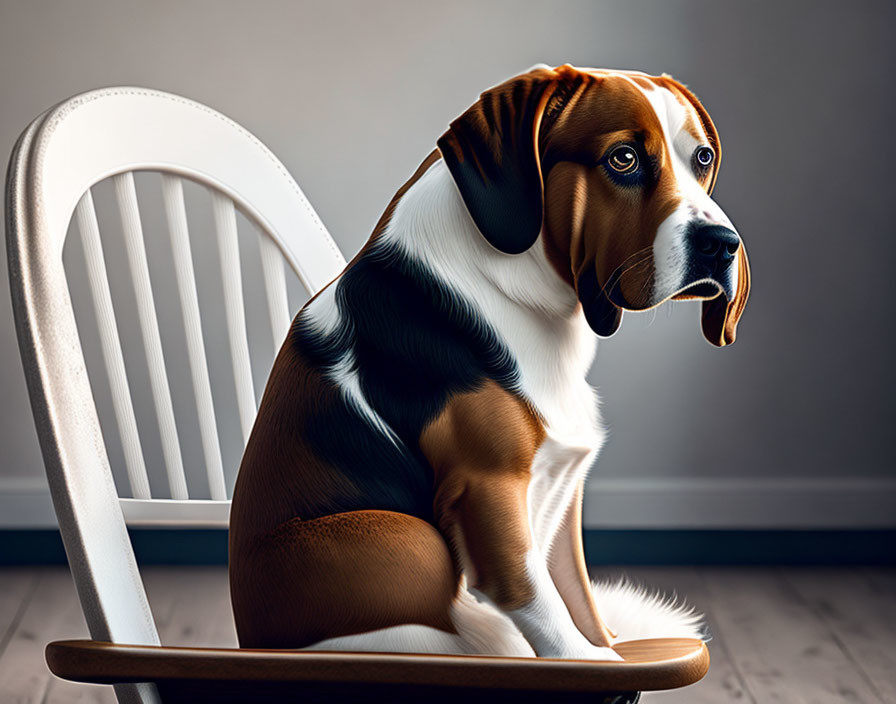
[0,566,892,703]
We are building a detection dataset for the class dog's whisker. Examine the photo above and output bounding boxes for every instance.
[606,252,656,305]
[598,248,655,301]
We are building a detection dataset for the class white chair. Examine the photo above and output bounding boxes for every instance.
[5,87,707,704]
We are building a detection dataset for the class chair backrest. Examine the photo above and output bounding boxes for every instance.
[5,87,345,702]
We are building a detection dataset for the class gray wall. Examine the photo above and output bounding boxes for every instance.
[1,0,893,527]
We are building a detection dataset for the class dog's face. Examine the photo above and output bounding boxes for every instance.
[438,64,749,346]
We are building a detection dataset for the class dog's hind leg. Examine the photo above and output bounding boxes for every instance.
[232,509,464,651]
[231,508,534,656]
[304,585,533,656]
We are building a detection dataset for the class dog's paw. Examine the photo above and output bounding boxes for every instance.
[544,643,624,662]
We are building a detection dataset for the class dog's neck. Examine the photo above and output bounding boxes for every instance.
[379,158,600,435]
[381,158,580,321]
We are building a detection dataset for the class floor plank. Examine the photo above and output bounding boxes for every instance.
[783,568,895,702]
[42,677,116,704]
[0,569,37,661]
[0,567,114,704]
[698,567,881,703]
[594,566,754,703]
[1,565,891,703]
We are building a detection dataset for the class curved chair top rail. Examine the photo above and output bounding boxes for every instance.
[19,86,345,286]
[6,87,346,704]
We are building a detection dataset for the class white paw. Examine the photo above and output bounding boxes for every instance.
[566,644,624,662]
[541,642,623,661]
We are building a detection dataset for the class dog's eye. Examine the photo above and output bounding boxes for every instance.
[607,145,639,174]
[694,146,715,170]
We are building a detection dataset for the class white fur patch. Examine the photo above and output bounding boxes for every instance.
[301,281,402,445]
[506,551,621,660]
[651,206,688,299]
[301,623,470,655]
[328,348,401,445]
[381,160,603,448]
[450,584,534,657]
[304,279,341,336]
[302,577,705,656]
[622,78,739,303]
[528,438,595,556]
[592,577,707,642]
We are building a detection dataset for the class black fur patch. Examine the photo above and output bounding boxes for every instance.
[437,80,551,255]
[291,241,521,521]
[577,268,623,338]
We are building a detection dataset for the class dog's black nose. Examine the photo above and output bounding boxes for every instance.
[692,225,740,267]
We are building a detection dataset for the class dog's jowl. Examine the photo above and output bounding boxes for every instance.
[229,64,749,659]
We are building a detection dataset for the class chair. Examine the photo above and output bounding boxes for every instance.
[5,87,708,703]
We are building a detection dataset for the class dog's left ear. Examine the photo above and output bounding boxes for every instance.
[438,67,559,254]
[702,243,750,346]
[654,75,745,345]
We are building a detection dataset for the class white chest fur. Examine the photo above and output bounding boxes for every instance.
[382,159,606,552]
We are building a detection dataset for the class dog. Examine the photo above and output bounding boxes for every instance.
[229,64,749,660]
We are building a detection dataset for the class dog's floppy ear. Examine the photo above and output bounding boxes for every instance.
[701,243,750,346]
[655,75,745,345]
[438,67,558,254]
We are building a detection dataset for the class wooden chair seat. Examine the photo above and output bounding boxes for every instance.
[46,637,708,703]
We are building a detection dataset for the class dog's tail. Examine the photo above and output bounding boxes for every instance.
[591,576,709,643]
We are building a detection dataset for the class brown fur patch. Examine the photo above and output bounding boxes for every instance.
[536,73,684,308]
[420,381,545,609]
[530,68,725,308]
[232,509,459,648]
[230,344,360,550]
[701,242,751,346]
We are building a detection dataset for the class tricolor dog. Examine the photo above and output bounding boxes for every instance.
[229,64,749,659]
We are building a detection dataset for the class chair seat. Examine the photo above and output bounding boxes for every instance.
[46,637,708,703]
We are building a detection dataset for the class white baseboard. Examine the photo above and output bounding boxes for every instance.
[0,476,57,528]
[1,475,895,529]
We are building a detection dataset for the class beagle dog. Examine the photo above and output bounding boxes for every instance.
[229,64,749,660]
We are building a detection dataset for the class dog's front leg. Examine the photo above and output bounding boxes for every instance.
[422,384,621,661]
[548,479,617,647]
[435,469,621,660]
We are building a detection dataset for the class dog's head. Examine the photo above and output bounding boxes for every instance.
[437,64,749,346]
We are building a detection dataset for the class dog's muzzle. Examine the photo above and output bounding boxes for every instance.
[677,223,741,300]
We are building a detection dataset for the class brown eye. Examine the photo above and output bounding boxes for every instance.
[694,146,715,169]
[607,145,639,173]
